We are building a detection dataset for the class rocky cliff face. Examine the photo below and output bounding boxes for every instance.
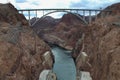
[0,3,53,80]
[76,3,120,80]
[80,15,120,80]
[0,3,28,25]
[35,13,86,50]
[98,2,120,17]
[31,16,60,36]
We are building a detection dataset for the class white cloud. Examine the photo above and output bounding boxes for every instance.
[0,0,119,18]
[0,0,8,3]
[1,0,119,9]
[9,0,72,9]
[70,0,120,9]
[14,0,77,18]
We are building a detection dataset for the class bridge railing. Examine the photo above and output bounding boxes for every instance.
[18,9,111,26]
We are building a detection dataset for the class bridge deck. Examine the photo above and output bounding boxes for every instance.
[18,8,111,11]
[18,9,111,25]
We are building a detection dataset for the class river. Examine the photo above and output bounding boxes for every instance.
[51,46,76,80]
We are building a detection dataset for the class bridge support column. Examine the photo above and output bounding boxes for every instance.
[100,11,104,19]
[95,11,98,21]
[21,11,23,14]
[89,10,91,24]
[28,10,31,25]
[36,10,37,18]
[83,10,85,21]
[43,10,44,16]
[35,10,38,21]
[76,10,78,14]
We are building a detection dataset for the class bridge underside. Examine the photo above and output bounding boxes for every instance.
[31,10,88,26]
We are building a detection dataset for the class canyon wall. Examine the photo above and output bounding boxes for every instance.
[0,3,53,80]
[76,3,120,80]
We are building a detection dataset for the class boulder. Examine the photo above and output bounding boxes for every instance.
[39,70,56,80]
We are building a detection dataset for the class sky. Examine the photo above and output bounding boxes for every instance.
[0,0,120,18]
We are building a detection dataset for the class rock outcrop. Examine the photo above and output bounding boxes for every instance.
[98,2,120,17]
[76,3,120,80]
[0,3,53,80]
[35,13,85,50]
[0,3,28,25]
[31,16,60,36]
[80,15,120,80]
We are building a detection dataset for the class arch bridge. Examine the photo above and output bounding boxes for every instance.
[18,9,111,26]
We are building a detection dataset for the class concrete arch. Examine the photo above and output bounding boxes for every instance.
[31,10,88,26]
